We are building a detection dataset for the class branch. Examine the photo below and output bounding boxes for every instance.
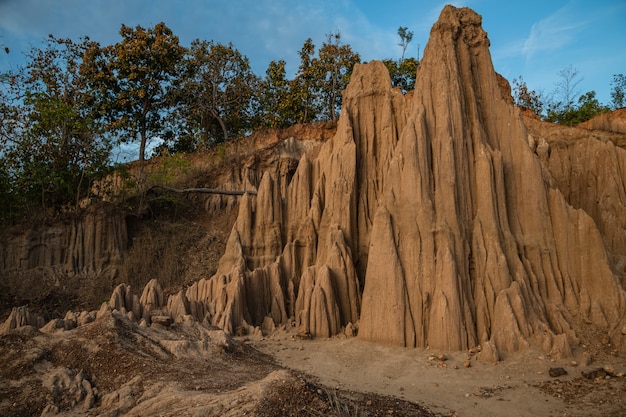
[149,185,257,196]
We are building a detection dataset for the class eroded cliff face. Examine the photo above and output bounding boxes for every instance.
[358,6,625,355]
[183,5,626,357]
[5,6,624,360]
[361,8,625,355]
[0,204,127,281]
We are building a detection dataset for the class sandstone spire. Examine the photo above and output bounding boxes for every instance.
[182,5,625,357]
[358,5,625,355]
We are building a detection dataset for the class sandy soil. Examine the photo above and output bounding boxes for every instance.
[252,329,626,417]
[1,306,624,416]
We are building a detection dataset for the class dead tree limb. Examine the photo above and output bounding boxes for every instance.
[149,185,257,196]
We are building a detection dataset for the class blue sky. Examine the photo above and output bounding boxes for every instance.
[0,0,624,105]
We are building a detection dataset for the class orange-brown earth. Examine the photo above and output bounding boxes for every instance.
[2,5,626,417]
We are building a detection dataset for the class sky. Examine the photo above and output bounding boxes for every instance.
[0,0,624,106]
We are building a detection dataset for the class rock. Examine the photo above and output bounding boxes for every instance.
[109,284,142,321]
[476,341,500,363]
[463,361,471,368]
[139,279,165,323]
[603,366,617,377]
[0,306,45,334]
[549,367,568,377]
[77,311,95,327]
[167,290,190,323]
[0,204,126,280]
[261,316,276,334]
[581,368,607,380]
[345,322,356,338]
[40,319,66,334]
[151,316,172,328]
[43,368,96,412]
[10,3,622,360]
[577,108,626,134]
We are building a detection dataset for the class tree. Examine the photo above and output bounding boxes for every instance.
[1,36,112,216]
[397,26,414,62]
[312,31,360,122]
[84,22,185,164]
[290,38,318,124]
[259,59,293,128]
[545,90,609,125]
[610,73,625,109]
[383,57,418,93]
[575,91,610,121]
[551,64,583,113]
[174,40,259,149]
[512,76,544,115]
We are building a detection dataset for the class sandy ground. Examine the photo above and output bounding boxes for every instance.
[252,330,626,417]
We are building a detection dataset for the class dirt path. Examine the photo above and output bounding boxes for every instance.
[252,330,626,417]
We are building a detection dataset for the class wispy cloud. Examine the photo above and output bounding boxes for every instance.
[521,3,588,59]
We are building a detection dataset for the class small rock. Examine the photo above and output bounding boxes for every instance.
[151,315,172,327]
[345,322,356,338]
[295,331,312,340]
[463,361,471,368]
[549,367,568,377]
[621,325,626,335]
[603,366,616,377]
[581,367,607,380]
[436,353,447,361]
[570,360,578,367]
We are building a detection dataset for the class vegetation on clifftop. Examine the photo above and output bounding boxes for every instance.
[0,22,622,224]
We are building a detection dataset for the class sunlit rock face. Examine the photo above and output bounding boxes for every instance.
[105,5,626,358]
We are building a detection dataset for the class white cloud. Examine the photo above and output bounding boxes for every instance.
[521,3,587,59]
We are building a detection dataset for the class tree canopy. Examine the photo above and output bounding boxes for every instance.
[513,65,614,126]
[83,22,185,164]
[0,23,620,224]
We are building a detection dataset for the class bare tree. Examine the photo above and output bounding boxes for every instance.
[397,27,414,62]
[553,65,582,112]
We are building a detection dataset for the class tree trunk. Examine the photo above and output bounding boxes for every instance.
[210,108,228,143]
[149,185,257,196]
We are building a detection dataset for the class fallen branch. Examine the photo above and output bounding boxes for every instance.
[149,185,257,196]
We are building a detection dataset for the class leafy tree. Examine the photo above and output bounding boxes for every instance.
[173,40,259,150]
[259,59,293,128]
[383,57,418,93]
[291,38,318,124]
[610,73,625,109]
[397,26,414,62]
[512,76,544,115]
[84,22,185,164]
[545,90,609,125]
[312,31,360,122]
[575,91,610,121]
[1,36,112,216]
